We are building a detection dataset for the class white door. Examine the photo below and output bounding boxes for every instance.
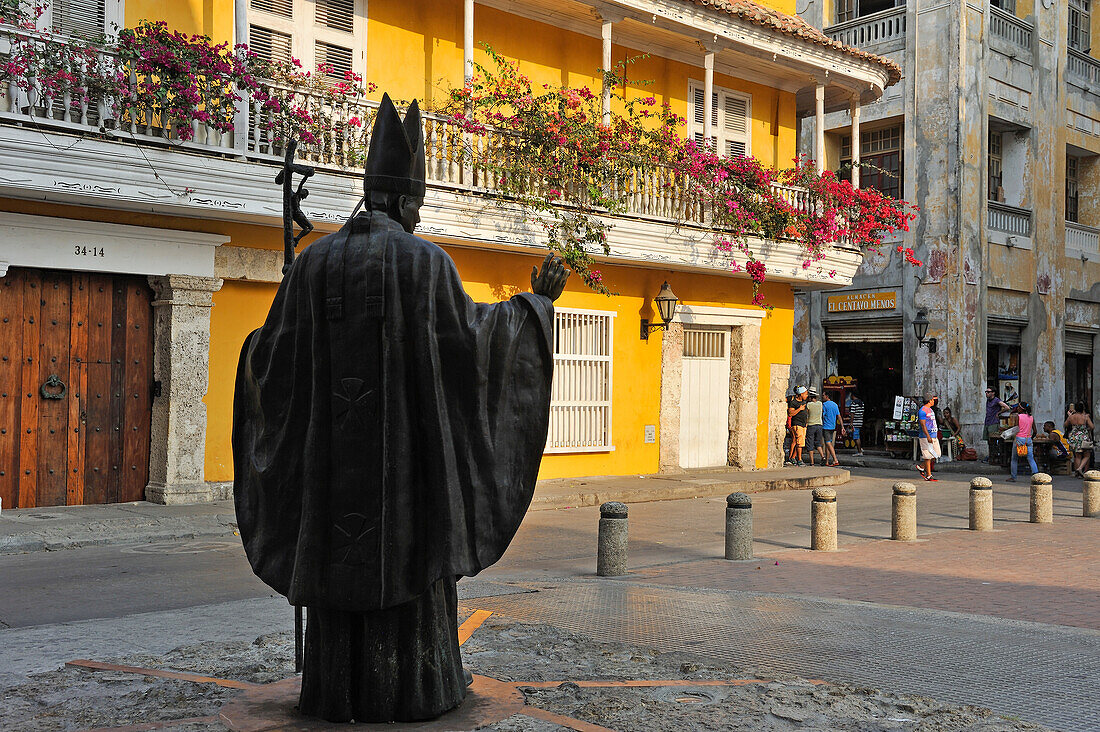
[679,329,731,468]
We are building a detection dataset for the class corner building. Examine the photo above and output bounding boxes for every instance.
[0,0,895,506]
[793,0,1100,453]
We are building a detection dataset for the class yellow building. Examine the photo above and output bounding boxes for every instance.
[0,0,896,507]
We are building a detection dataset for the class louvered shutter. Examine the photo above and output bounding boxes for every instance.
[1065,329,1096,355]
[316,41,353,79]
[51,0,106,38]
[316,0,355,32]
[722,94,749,158]
[988,322,1023,346]
[825,319,904,343]
[250,0,293,18]
[250,25,293,64]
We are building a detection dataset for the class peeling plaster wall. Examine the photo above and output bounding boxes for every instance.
[796,0,1100,454]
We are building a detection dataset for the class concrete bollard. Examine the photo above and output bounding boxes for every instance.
[1084,470,1100,518]
[1029,473,1053,524]
[810,487,838,551]
[891,482,917,541]
[969,477,994,531]
[597,501,628,576]
[725,492,753,560]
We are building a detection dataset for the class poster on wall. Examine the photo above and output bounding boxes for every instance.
[1000,379,1020,406]
[997,345,1020,380]
[893,395,905,420]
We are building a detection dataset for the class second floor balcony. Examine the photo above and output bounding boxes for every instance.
[987,201,1032,248]
[0,24,881,288]
[824,7,906,53]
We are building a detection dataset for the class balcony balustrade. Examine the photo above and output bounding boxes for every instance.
[989,7,1032,53]
[824,7,906,50]
[1067,49,1100,86]
[987,201,1032,241]
[1066,220,1100,256]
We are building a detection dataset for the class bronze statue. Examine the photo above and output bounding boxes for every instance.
[232,93,569,722]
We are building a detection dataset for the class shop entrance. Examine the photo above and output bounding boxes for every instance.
[826,340,903,449]
[0,267,153,508]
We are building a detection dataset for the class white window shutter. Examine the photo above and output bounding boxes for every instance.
[249,25,293,64]
[250,0,293,18]
[51,0,106,38]
[316,0,355,33]
[316,40,353,79]
[546,310,615,453]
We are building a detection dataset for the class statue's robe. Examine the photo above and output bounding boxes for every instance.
[232,211,554,721]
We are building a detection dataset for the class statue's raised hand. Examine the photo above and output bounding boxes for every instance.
[531,253,570,302]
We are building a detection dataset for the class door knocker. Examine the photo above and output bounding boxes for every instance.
[40,374,67,400]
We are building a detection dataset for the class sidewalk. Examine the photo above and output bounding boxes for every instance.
[836,450,1008,474]
[0,466,848,554]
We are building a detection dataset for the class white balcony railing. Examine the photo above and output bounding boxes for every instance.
[0,27,237,154]
[1066,220,1100,254]
[1067,48,1100,86]
[824,7,906,49]
[990,7,1032,52]
[988,201,1032,237]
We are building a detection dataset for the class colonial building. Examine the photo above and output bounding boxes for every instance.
[0,0,895,507]
[793,0,1100,453]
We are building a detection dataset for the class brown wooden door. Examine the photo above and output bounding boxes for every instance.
[0,267,153,508]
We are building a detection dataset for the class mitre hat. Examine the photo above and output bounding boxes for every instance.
[363,93,426,197]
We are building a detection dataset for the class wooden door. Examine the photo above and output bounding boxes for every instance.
[679,329,731,469]
[0,267,153,508]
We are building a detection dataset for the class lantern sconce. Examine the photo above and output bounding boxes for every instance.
[913,309,937,354]
[641,281,680,340]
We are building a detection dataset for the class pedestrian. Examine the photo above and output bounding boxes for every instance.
[982,386,1010,464]
[1006,402,1038,482]
[1064,402,1095,478]
[916,392,940,481]
[1041,420,1070,470]
[847,391,865,456]
[821,391,844,467]
[787,386,809,466]
[804,389,825,466]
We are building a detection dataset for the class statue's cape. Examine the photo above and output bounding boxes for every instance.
[232,211,554,611]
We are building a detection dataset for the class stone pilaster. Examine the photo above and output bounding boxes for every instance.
[658,322,685,473]
[145,275,223,505]
[727,321,760,470]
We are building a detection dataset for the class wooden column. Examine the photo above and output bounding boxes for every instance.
[851,95,861,189]
[703,51,715,145]
[464,0,474,88]
[815,82,826,175]
[601,18,613,126]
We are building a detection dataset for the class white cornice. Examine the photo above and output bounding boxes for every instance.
[0,126,861,288]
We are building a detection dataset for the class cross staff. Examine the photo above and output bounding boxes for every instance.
[277,139,316,275]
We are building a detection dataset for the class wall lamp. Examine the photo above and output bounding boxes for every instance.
[912,309,937,354]
[641,281,679,340]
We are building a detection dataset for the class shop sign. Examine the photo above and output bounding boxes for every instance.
[827,291,897,313]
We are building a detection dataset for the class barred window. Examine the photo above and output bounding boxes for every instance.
[989,129,1003,202]
[546,309,614,453]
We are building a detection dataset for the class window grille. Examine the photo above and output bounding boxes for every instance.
[1067,155,1080,223]
[546,309,614,453]
[316,0,355,33]
[1070,0,1091,53]
[683,330,727,359]
[316,40,353,80]
[250,0,293,18]
[51,0,105,38]
[688,83,750,159]
[249,25,293,65]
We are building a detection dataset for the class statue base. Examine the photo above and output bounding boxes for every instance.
[218,674,525,731]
